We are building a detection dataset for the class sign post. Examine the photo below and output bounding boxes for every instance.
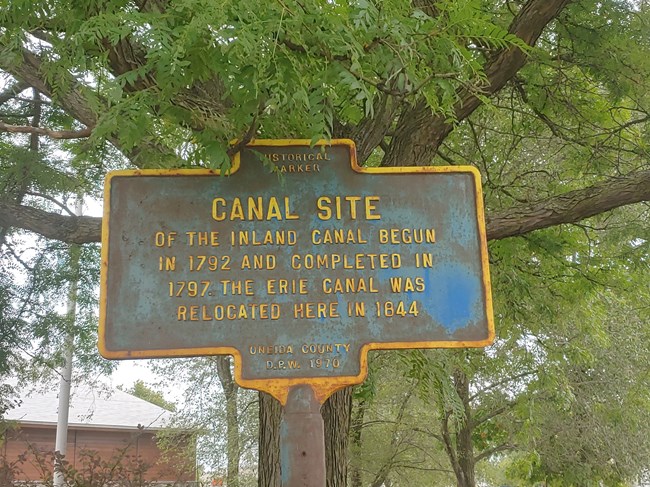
[280,385,326,487]
[99,139,494,486]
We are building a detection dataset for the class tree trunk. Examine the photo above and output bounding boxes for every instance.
[0,88,40,247]
[440,368,477,487]
[453,369,475,487]
[322,387,353,487]
[216,356,240,487]
[258,391,281,487]
[349,398,367,487]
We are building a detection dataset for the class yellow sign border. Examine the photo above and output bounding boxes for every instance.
[99,139,494,404]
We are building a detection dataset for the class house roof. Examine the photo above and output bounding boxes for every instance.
[5,386,172,431]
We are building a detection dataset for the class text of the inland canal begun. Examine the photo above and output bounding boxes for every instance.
[151,193,439,373]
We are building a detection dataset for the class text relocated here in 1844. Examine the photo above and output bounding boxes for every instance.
[99,140,494,402]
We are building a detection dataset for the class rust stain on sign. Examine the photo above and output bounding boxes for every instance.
[99,139,494,404]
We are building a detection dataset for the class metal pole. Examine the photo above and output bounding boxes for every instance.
[280,385,326,487]
[53,336,73,487]
[53,197,82,487]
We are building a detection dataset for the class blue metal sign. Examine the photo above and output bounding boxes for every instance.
[99,140,493,403]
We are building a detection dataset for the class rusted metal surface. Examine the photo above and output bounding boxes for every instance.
[99,139,493,404]
[280,385,326,487]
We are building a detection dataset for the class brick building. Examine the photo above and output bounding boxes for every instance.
[1,386,196,485]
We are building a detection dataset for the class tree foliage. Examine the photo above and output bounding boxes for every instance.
[0,85,113,417]
[150,357,259,486]
[122,379,177,412]
[0,0,649,486]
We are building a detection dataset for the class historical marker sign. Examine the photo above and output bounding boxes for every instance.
[99,139,494,403]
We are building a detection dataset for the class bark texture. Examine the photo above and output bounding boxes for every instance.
[439,370,477,487]
[258,392,282,487]
[216,356,241,487]
[0,202,102,244]
[453,370,475,487]
[349,398,367,487]
[322,388,353,487]
[485,170,650,240]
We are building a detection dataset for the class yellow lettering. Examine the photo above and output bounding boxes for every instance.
[189,305,199,321]
[212,196,300,221]
[247,196,264,220]
[284,196,299,220]
[365,196,381,220]
[316,196,381,220]
[231,197,245,220]
[316,196,332,220]
[293,302,340,318]
[177,306,187,320]
[211,198,226,221]
[347,196,361,219]
[267,197,282,220]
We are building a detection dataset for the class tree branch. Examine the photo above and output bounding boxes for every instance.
[133,0,169,14]
[469,369,538,402]
[0,169,648,244]
[486,169,650,240]
[472,402,515,429]
[474,443,517,463]
[0,89,41,249]
[0,121,92,139]
[369,386,416,487]
[0,44,177,166]
[0,80,30,105]
[0,202,101,244]
[412,427,444,443]
[95,24,230,133]
[381,0,571,166]
[440,409,463,482]
[335,94,398,164]
[23,191,76,216]
[0,46,99,128]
